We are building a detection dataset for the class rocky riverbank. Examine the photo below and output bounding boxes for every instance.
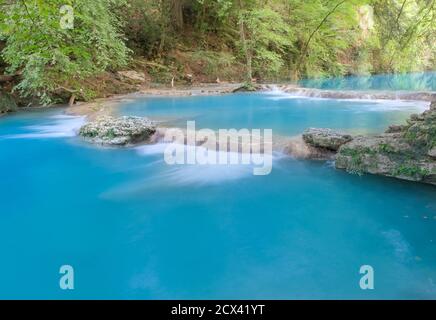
[65,83,436,120]
[288,101,436,185]
[66,83,244,119]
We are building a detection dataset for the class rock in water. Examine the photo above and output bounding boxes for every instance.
[336,101,436,185]
[79,116,156,146]
[284,129,352,160]
[284,135,337,160]
[302,128,353,151]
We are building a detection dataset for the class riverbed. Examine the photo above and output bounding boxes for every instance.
[0,75,435,299]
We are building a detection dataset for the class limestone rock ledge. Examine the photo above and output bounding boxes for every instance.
[285,128,352,160]
[335,101,436,185]
[303,128,353,151]
[79,116,156,146]
[285,101,435,185]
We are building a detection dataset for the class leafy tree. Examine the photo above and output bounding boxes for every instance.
[0,0,130,104]
[371,0,436,73]
[117,0,170,57]
[286,0,368,79]
[1,0,435,108]
[234,0,293,82]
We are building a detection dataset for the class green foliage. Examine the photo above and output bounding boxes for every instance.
[117,0,171,56]
[392,163,430,178]
[0,0,130,104]
[288,0,367,78]
[0,0,435,107]
[194,0,234,32]
[339,145,379,174]
[378,143,395,154]
[371,0,436,73]
[237,6,294,79]
[190,50,236,77]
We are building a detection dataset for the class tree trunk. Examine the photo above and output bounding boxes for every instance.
[68,94,76,107]
[238,0,252,83]
[239,19,252,82]
[170,0,184,30]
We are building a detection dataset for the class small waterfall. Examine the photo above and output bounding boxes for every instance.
[262,84,287,96]
[281,86,435,102]
[269,85,285,94]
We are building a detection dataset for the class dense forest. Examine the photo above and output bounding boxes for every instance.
[0,0,435,109]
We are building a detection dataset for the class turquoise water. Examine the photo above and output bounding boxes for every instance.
[299,72,436,91]
[0,91,435,299]
[120,92,429,135]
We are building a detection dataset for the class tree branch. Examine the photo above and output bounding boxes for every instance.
[295,0,347,76]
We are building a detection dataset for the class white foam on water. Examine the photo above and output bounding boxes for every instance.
[264,85,287,96]
[266,94,315,101]
[265,91,327,101]
[344,99,429,112]
[101,156,262,200]
[264,91,430,112]
[4,114,86,139]
[359,99,429,112]
[135,143,170,156]
[160,163,254,185]
[134,143,276,186]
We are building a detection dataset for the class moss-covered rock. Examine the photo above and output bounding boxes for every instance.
[232,82,262,92]
[335,101,436,185]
